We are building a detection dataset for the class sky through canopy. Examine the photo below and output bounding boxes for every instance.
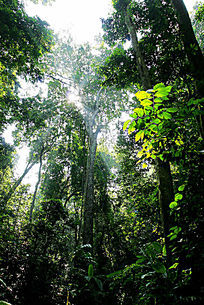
[24,0,200,44]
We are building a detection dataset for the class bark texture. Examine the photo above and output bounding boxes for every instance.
[82,129,98,246]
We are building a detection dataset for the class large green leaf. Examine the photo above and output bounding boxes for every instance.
[123,119,131,130]
[163,112,172,119]
[178,185,185,191]
[141,99,152,107]
[88,264,94,277]
[152,241,162,253]
[167,108,177,113]
[128,121,136,134]
[135,130,145,142]
[169,201,178,209]
[175,193,183,200]
[134,107,144,117]
[153,83,165,90]
[106,269,123,278]
[94,278,103,291]
[152,262,166,274]
[169,263,179,269]
[135,91,151,101]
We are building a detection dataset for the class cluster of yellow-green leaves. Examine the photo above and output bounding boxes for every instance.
[123,83,178,164]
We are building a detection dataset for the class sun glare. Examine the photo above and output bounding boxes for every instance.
[25,0,113,43]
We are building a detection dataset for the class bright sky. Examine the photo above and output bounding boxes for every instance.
[25,0,113,43]
[24,0,200,44]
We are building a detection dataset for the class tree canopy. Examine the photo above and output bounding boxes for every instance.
[0,1,204,305]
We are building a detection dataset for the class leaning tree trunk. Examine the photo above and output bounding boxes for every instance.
[125,5,174,264]
[29,148,43,222]
[125,11,152,90]
[4,161,36,204]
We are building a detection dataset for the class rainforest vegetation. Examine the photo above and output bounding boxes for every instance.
[0,0,204,304]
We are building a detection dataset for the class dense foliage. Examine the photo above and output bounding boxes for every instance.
[0,1,203,305]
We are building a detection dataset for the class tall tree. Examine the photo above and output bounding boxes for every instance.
[102,0,175,263]
[46,37,129,247]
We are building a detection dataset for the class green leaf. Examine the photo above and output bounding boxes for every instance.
[187,98,203,106]
[174,227,182,234]
[169,263,179,270]
[152,262,166,274]
[106,270,123,278]
[169,201,178,209]
[154,83,172,93]
[128,121,136,134]
[135,130,145,142]
[149,124,158,133]
[141,272,153,279]
[129,113,137,119]
[158,113,164,119]
[134,108,144,117]
[169,226,178,231]
[0,302,12,305]
[155,91,166,98]
[170,234,177,241]
[137,150,144,158]
[88,264,94,277]
[162,245,167,256]
[144,105,153,110]
[158,154,164,161]
[178,185,185,192]
[154,97,162,103]
[144,109,150,115]
[152,241,162,253]
[135,91,151,101]
[153,83,165,90]
[153,118,161,124]
[175,193,183,201]
[94,278,103,291]
[136,257,146,265]
[141,99,153,107]
[123,119,131,131]
[163,112,172,119]
[167,108,177,113]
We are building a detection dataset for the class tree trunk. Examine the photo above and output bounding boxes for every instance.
[4,161,36,204]
[82,129,99,246]
[29,149,43,222]
[125,11,152,90]
[156,158,174,261]
[125,4,174,263]
[77,128,87,245]
[170,0,204,138]
[170,0,204,85]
